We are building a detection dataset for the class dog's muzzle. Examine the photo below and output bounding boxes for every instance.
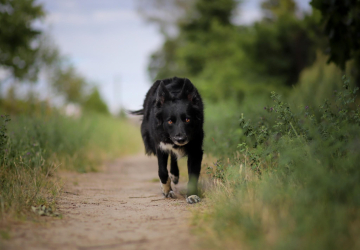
[173,136,188,146]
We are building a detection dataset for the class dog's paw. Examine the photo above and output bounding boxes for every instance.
[160,178,176,198]
[169,173,179,185]
[186,195,201,204]
[165,190,176,198]
[162,190,177,198]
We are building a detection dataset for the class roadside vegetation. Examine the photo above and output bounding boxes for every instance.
[0,0,142,224]
[196,76,360,250]
[0,104,141,223]
[142,0,360,249]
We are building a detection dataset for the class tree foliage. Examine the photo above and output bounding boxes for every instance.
[143,0,319,101]
[261,0,297,19]
[145,0,243,100]
[0,0,45,82]
[180,0,238,35]
[178,0,238,76]
[0,0,110,113]
[148,38,183,80]
[83,87,109,114]
[137,0,193,37]
[311,0,360,70]
[247,0,319,86]
[50,64,87,104]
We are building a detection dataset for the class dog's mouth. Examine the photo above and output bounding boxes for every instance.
[172,140,189,146]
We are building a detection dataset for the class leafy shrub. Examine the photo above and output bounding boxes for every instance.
[290,52,356,114]
[195,76,360,250]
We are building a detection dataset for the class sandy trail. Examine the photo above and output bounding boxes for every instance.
[5,155,196,250]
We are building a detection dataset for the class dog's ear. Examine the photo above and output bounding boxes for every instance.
[156,81,171,106]
[179,79,198,104]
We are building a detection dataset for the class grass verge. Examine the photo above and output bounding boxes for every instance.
[0,112,142,224]
[194,77,360,250]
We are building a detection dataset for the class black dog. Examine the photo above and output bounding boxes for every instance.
[131,77,204,204]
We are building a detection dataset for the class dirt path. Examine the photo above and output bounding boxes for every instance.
[4,155,197,250]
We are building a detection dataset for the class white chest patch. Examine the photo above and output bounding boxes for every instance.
[159,142,185,158]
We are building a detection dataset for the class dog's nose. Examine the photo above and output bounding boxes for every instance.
[174,136,187,144]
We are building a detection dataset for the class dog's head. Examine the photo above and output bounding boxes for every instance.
[155,78,203,146]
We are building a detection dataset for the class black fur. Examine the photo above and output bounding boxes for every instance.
[130,77,204,199]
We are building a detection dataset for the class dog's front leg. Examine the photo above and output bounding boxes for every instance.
[170,153,179,184]
[157,150,176,198]
[186,149,203,204]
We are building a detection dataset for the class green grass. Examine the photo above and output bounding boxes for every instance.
[194,77,360,250]
[202,91,287,157]
[0,112,142,222]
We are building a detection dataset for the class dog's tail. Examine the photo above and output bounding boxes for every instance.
[128,109,144,115]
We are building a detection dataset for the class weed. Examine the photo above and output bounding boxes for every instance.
[0,230,10,240]
[150,178,159,183]
[206,160,226,181]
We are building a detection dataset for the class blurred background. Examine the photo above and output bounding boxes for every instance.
[3,0,358,116]
[1,0,359,167]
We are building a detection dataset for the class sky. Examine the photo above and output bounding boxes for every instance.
[37,0,312,113]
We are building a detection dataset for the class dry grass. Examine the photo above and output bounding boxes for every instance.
[0,113,142,228]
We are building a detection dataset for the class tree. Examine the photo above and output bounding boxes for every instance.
[180,0,238,36]
[261,0,297,20]
[148,38,184,80]
[0,0,45,82]
[310,0,360,70]
[50,64,87,104]
[83,87,109,114]
[143,0,324,102]
[244,0,318,86]
[177,0,239,76]
[138,0,195,81]
[146,0,240,81]
[137,0,193,38]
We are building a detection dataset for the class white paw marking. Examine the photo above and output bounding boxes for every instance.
[186,195,201,204]
[169,173,179,184]
[160,178,171,194]
[167,190,176,198]
[160,178,176,198]
[159,142,185,158]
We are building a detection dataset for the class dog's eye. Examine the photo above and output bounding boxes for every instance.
[168,120,173,125]
[186,118,190,123]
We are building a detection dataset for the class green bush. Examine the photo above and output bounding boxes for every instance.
[195,76,360,250]
[290,53,356,114]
